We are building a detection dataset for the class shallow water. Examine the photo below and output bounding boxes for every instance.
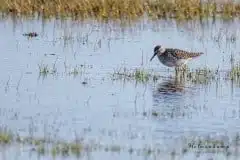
[0,15,240,159]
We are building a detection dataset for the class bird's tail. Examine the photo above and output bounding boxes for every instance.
[189,52,204,58]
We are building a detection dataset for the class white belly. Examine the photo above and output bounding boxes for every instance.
[158,56,190,67]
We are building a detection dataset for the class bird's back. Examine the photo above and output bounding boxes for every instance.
[164,48,203,60]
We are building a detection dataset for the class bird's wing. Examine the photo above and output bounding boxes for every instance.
[166,48,203,60]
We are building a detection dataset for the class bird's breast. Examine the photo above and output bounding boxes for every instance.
[158,55,190,67]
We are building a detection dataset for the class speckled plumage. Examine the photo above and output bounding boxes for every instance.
[163,48,203,60]
[150,45,203,68]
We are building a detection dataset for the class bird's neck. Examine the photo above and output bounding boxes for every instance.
[159,48,166,54]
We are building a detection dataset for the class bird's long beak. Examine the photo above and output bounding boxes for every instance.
[150,51,157,61]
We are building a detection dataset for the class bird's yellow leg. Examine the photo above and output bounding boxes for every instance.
[175,67,180,77]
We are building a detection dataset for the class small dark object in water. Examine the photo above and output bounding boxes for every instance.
[152,111,158,117]
[44,53,56,56]
[82,81,87,85]
[142,112,147,116]
[23,32,38,38]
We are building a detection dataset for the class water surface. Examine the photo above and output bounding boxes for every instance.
[0,16,240,160]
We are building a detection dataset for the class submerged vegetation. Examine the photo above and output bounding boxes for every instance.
[0,128,239,158]
[1,0,240,19]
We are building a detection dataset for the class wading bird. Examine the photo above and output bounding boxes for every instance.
[150,45,203,72]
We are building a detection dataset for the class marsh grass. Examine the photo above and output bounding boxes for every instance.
[229,63,240,80]
[37,60,240,85]
[68,65,85,76]
[185,67,217,84]
[111,66,218,84]
[1,0,240,20]
[111,67,160,82]
[37,144,46,155]
[38,63,57,76]
[0,130,12,144]
[176,63,240,84]
[38,61,91,78]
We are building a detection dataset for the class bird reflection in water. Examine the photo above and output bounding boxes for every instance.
[154,77,186,96]
[151,76,194,119]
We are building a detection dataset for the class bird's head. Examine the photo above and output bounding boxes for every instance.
[150,45,165,61]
